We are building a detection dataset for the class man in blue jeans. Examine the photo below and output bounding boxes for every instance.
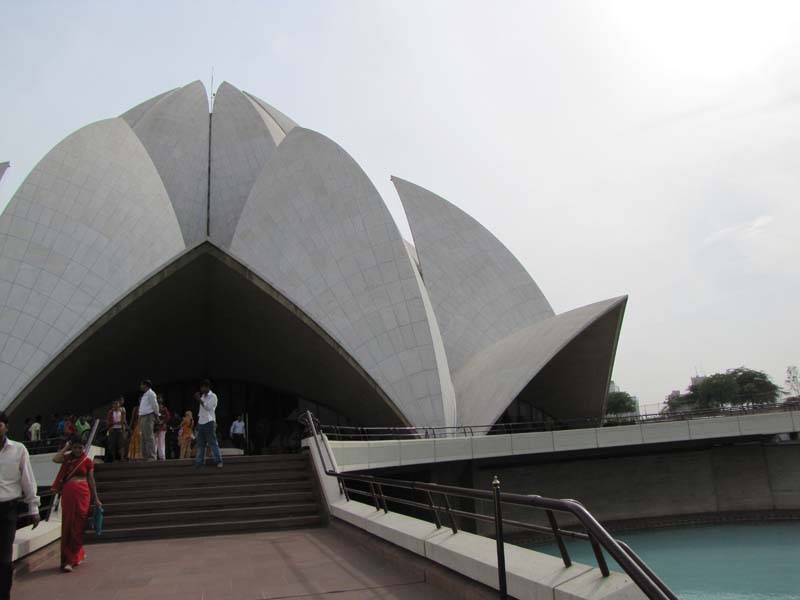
[194,379,223,468]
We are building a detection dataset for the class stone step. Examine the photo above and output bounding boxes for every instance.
[98,480,313,503]
[86,514,323,543]
[95,457,308,481]
[102,502,319,527]
[96,453,304,469]
[88,453,323,543]
[101,491,316,515]
[95,469,309,492]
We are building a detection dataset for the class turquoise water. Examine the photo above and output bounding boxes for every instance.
[533,522,800,599]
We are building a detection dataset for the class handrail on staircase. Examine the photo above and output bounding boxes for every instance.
[300,411,677,600]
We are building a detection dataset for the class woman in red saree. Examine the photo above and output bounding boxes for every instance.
[52,435,102,572]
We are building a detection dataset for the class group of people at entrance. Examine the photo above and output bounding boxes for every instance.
[105,379,227,468]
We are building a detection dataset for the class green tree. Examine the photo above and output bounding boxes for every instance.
[606,391,637,415]
[689,372,738,409]
[729,367,780,406]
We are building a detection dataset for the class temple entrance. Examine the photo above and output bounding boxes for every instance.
[7,242,407,434]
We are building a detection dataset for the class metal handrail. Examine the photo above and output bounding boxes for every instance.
[301,411,677,600]
[321,401,798,441]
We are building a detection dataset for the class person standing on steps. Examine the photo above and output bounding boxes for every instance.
[178,410,194,459]
[230,415,246,454]
[154,396,170,461]
[105,400,125,464]
[137,380,159,462]
[194,380,223,468]
[0,411,40,600]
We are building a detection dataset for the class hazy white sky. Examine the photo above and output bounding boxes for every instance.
[1,1,798,409]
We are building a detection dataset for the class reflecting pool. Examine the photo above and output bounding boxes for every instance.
[534,522,799,599]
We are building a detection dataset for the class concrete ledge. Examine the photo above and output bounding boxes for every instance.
[596,426,643,448]
[738,412,794,436]
[368,440,401,468]
[329,412,800,471]
[512,431,556,454]
[473,434,513,458]
[12,520,60,562]
[688,416,741,440]
[400,439,436,466]
[554,429,599,452]
[435,436,473,462]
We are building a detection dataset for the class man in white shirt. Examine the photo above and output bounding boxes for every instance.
[0,411,39,600]
[138,380,159,462]
[229,415,246,453]
[28,417,41,444]
[194,379,223,468]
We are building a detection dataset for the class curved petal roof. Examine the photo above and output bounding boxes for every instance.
[0,118,184,410]
[393,177,626,425]
[228,128,454,427]
[455,296,627,426]
[0,81,627,430]
[209,82,279,248]
[122,81,209,245]
[392,177,554,375]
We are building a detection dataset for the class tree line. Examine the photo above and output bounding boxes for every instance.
[606,366,798,416]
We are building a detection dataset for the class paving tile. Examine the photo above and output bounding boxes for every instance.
[12,528,450,600]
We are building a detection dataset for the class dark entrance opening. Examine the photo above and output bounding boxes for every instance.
[7,243,408,441]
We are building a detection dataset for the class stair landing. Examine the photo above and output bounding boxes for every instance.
[13,528,450,600]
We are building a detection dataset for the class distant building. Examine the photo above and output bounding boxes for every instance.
[609,380,620,393]
[0,162,8,183]
[691,375,707,387]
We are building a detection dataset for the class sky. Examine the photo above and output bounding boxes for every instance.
[1,0,798,411]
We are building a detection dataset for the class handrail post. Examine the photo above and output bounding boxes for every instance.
[426,490,442,529]
[492,476,508,600]
[376,483,389,514]
[588,533,610,577]
[442,493,458,534]
[545,510,571,568]
[368,483,381,511]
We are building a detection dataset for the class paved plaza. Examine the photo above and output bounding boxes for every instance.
[12,528,450,600]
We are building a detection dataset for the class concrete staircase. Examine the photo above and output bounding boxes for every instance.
[88,453,323,541]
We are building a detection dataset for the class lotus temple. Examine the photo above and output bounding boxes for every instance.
[0,81,626,431]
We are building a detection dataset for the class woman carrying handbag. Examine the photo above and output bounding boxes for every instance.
[51,435,102,572]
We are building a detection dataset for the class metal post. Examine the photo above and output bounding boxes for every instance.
[426,490,442,529]
[376,483,389,513]
[588,533,610,577]
[546,510,571,567]
[442,493,458,534]
[368,483,381,511]
[492,476,508,600]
